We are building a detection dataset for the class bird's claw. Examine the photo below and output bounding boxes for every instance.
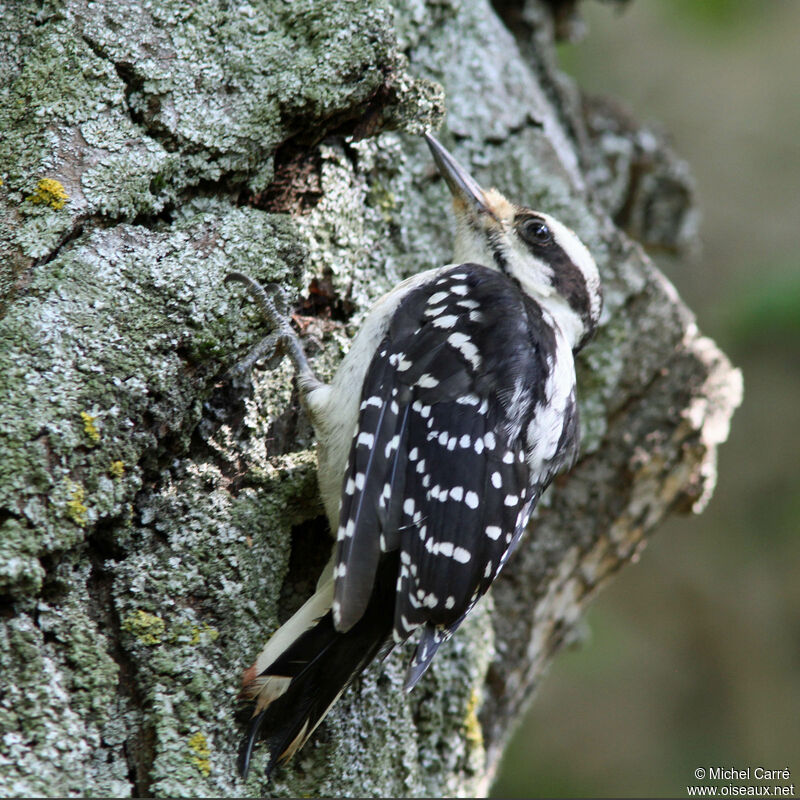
[225,272,320,390]
[225,272,290,334]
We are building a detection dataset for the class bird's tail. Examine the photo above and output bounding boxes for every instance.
[237,559,395,779]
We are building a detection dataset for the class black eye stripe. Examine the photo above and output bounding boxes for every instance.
[548,246,592,339]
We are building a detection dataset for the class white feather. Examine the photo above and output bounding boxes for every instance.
[247,554,336,684]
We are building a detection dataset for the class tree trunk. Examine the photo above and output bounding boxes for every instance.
[0,0,741,796]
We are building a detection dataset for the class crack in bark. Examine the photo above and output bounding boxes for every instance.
[85,531,155,797]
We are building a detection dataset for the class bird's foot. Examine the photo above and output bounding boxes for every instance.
[225,272,321,391]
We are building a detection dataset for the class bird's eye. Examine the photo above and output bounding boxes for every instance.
[521,218,552,246]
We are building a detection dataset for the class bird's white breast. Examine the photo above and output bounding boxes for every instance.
[525,320,576,477]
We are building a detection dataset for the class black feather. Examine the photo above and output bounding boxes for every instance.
[334,353,400,631]
[238,557,397,779]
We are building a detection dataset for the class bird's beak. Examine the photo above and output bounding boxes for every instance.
[424,133,498,221]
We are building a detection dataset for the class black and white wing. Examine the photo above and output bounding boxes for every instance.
[332,263,578,687]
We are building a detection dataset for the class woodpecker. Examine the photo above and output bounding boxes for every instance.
[228,133,602,779]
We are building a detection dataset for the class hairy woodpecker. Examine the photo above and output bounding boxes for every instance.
[228,133,602,779]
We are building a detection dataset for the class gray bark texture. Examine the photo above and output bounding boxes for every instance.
[0,0,742,796]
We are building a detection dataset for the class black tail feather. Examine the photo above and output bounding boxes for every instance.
[237,709,267,778]
[238,557,397,780]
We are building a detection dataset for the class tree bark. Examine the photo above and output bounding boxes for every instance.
[0,0,741,796]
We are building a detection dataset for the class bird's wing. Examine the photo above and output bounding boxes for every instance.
[332,264,573,669]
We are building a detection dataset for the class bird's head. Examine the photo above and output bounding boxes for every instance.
[425,132,602,352]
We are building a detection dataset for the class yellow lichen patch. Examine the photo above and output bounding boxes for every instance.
[109,460,125,478]
[190,623,220,646]
[188,732,211,777]
[27,178,69,210]
[80,411,100,446]
[65,480,88,527]
[122,610,166,645]
[463,686,484,750]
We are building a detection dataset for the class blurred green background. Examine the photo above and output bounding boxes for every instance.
[492,1,800,797]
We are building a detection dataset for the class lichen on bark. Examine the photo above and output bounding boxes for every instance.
[0,0,740,797]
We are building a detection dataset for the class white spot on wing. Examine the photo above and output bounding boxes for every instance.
[418,374,439,388]
[486,525,502,540]
[356,432,374,448]
[447,332,481,369]
[432,314,459,329]
[457,298,479,310]
[425,304,447,318]
[453,547,471,563]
